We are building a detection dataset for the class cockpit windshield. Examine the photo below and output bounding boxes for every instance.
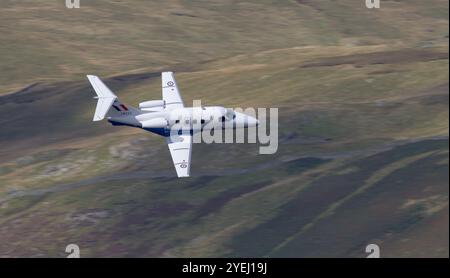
[225,108,235,120]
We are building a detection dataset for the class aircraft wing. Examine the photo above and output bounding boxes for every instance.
[162,72,184,110]
[166,134,192,178]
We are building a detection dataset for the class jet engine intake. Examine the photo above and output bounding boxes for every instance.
[139,100,165,109]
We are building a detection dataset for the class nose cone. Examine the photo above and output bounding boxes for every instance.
[233,112,258,128]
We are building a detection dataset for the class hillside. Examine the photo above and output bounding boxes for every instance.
[0,0,448,257]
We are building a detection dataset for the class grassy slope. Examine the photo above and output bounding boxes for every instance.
[1,0,448,93]
[0,0,448,257]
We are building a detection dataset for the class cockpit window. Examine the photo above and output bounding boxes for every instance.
[225,109,235,120]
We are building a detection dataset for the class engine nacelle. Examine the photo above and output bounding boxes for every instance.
[139,100,165,109]
[140,117,167,129]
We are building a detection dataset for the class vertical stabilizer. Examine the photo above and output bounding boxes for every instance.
[87,75,118,121]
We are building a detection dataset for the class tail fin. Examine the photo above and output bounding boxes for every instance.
[87,75,118,121]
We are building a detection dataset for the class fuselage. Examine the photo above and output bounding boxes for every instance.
[108,106,258,136]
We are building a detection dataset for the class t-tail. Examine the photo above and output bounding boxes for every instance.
[87,75,141,126]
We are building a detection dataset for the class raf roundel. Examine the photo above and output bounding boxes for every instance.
[167,81,174,87]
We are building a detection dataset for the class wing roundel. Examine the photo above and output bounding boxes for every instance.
[162,72,184,110]
[166,134,192,178]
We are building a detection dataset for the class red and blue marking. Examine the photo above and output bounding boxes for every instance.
[112,104,129,112]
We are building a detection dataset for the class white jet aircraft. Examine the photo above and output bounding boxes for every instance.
[87,72,259,178]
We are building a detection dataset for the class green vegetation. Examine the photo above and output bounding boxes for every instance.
[0,0,448,257]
